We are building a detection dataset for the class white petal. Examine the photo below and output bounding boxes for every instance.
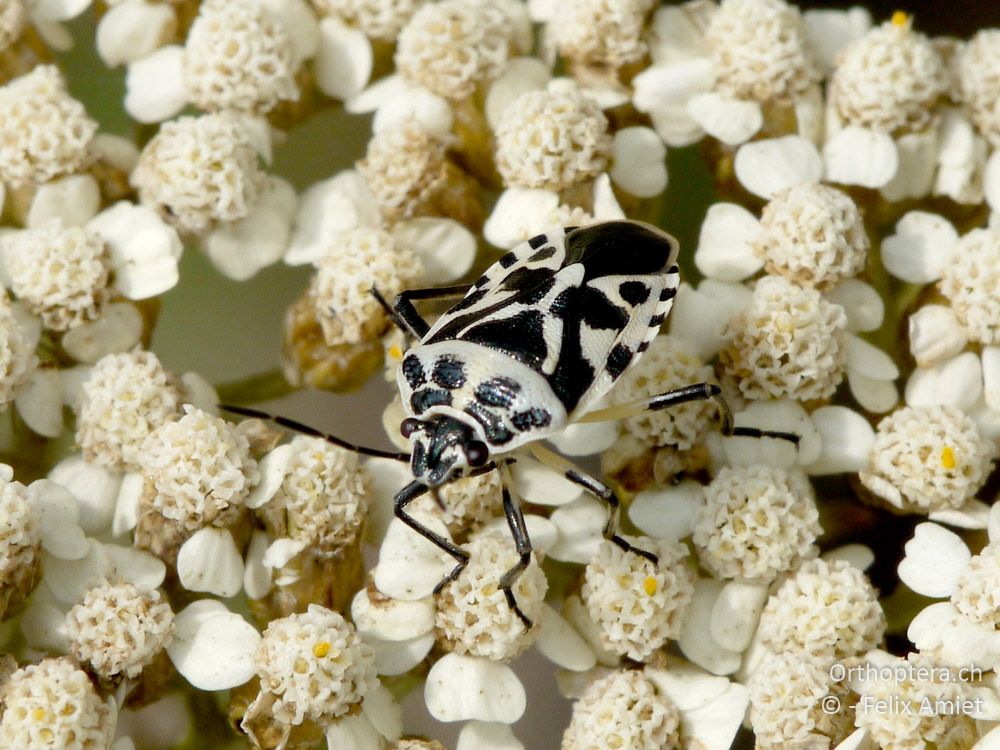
[631,58,715,114]
[908,305,968,368]
[644,656,731,712]
[244,443,292,509]
[561,595,621,668]
[628,480,703,541]
[880,129,937,201]
[457,722,524,750]
[176,527,245,597]
[648,103,704,148]
[534,603,597,671]
[324,714,382,750]
[61,302,144,363]
[609,127,667,198]
[547,420,617,456]
[806,406,875,475]
[803,8,872,73]
[92,134,140,175]
[345,74,408,115]
[42,539,110,602]
[363,457,412,546]
[48,455,121,536]
[826,278,884,333]
[32,19,73,51]
[929,499,991,530]
[483,188,560,249]
[678,579,742,675]
[990,499,1000,544]
[315,17,372,100]
[508,456,582,506]
[982,347,1000,411]
[687,93,762,146]
[367,632,435,675]
[847,334,899,380]
[734,136,823,199]
[350,587,435,642]
[15,367,63,438]
[19,601,69,652]
[181,371,218,414]
[33,0,90,22]
[909,602,1000,672]
[592,173,625,220]
[124,45,186,123]
[243,530,272,599]
[834,729,872,750]
[547,496,605,564]
[823,127,898,188]
[262,538,307,569]
[373,512,454,600]
[972,398,1000,442]
[694,202,763,282]
[104,544,167,590]
[30,479,87,559]
[881,211,957,283]
[96,0,176,67]
[905,352,982,410]
[476,514,557,555]
[373,87,453,142]
[362,682,402,742]
[822,544,875,571]
[27,174,100,228]
[848,370,899,414]
[394,218,475,285]
[668,281,752,361]
[724,400,821,468]
[112,471,144,536]
[167,601,261,690]
[681,683,749,750]
[486,57,550,129]
[255,0,320,65]
[648,5,710,63]
[285,170,379,265]
[425,653,526,723]
[985,150,1000,212]
[91,202,183,299]
[898,522,971,598]
[710,581,768,652]
[795,85,824,144]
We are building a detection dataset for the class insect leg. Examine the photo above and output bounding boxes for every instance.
[371,284,472,339]
[576,382,800,445]
[527,443,658,565]
[219,404,410,461]
[497,461,534,629]
[393,480,471,592]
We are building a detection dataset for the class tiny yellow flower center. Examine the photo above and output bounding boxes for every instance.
[891,10,910,27]
[32,708,46,721]
[941,446,956,470]
[388,344,403,361]
[313,641,332,658]
[643,576,658,596]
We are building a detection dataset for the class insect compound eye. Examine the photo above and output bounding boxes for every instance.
[465,440,489,467]
[400,418,423,438]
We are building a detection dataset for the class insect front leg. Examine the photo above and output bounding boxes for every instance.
[393,480,471,592]
[498,461,534,629]
[527,444,658,565]
[371,284,472,340]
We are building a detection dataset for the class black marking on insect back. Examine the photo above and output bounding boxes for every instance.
[659,286,677,301]
[411,388,452,414]
[473,274,490,288]
[606,344,633,379]
[432,356,466,389]
[566,222,676,280]
[529,246,557,263]
[637,340,650,353]
[499,252,519,268]
[511,408,551,431]
[649,312,666,328]
[528,233,548,249]
[448,287,488,313]
[474,377,521,408]
[464,402,514,445]
[545,286,596,412]
[460,309,548,369]
[519,275,556,306]
[618,281,650,305]
[581,287,628,330]
[401,355,426,388]
[501,266,552,293]
[668,265,679,275]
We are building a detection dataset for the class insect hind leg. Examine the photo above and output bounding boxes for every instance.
[393,480,471,592]
[497,461,535,629]
[371,283,472,340]
[527,444,658,565]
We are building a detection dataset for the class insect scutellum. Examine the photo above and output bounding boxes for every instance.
[223,219,801,629]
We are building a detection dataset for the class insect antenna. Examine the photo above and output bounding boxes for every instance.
[218,404,410,462]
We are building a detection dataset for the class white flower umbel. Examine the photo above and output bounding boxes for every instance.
[0,65,97,186]
[394,0,510,100]
[719,275,848,402]
[824,14,946,191]
[131,113,265,236]
[549,0,652,74]
[0,657,116,750]
[435,533,547,662]
[858,405,994,515]
[756,558,885,662]
[0,466,40,619]
[75,349,182,471]
[65,580,175,681]
[581,536,694,661]
[562,669,680,750]
[312,227,424,347]
[692,465,820,583]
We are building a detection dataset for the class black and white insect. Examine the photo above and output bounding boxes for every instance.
[226,220,797,626]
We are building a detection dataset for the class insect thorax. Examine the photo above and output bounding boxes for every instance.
[397,340,568,453]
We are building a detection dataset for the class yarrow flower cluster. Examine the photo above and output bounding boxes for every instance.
[2,3,1000,750]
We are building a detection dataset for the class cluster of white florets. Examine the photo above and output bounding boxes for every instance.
[358,122,448,222]
[859,405,994,514]
[951,543,1000,627]
[551,0,652,71]
[959,29,1000,147]
[0,306,35,409]
[418,469,503,535]
[314,0,425,41]
[938,228,1000,344]
[0,470,39,618]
